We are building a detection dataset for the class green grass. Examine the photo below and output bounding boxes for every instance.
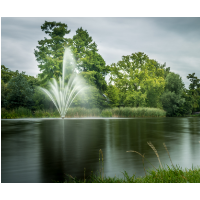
[66,107,101,118]
[63,166,200,183]
[101,107,166,117]
[1,107,166,119]
[190,113,200,117]
[1,107,33,119]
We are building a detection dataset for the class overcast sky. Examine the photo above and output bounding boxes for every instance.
[1,17,200,89]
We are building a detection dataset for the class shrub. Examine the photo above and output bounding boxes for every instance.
[100,109,112,117]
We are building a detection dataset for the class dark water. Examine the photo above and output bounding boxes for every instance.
[1,117,200,183]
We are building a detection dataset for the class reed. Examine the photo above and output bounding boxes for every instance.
[1,106,166,119]
[163,143,175,169]
[101,107,166,118]
[65,107,101,118]
[1,107,33,119]
[147,141,163,169]
[99,149,104,181]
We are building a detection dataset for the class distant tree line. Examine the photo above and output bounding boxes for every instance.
[1,21,200,116]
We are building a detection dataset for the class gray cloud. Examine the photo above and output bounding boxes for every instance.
[1,17,200,88]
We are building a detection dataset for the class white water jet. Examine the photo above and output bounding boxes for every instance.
[39,48,88,118]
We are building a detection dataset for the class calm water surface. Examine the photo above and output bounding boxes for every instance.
[1,117,200,183]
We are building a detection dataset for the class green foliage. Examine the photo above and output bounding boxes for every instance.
[70,86,109,110]
[187,73,200,112]
[100,109,112,117]
[105,84,120,107]
[1,79,9,108]
[176,89,193,116]
[99,107,166,118]
[1,107,166,119]
[34,22,109,109]
[1,65,16,83]
[34,22,109,95]
[125,90,147,107]
[68,27,109,92]
[66,107,101,117]
[1,107,33,119]
[74,71,110,109]
[6,72,34,110]
[34,109,59,118]
[161,72,185,116]
[34,21,71,82]
[109,52,166,108]
[33,107,101,118]
[32,87,53,111]
[86,166,200,183]
[110,107,166,117]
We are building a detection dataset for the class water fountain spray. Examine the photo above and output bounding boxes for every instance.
[39,48,87,119]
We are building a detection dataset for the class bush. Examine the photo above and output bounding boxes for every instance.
[110,107,166,118]
[1,107,33,119]
[100,109,112,117]
[6,73,34,110]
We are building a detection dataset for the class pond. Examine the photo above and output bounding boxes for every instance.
[1,117,200,183]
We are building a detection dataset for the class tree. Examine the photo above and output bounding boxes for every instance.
[187,73,200,112]
[1,79,9,108]
[105,84,120,107]
[1,65,18,83]
[109,52,166,108]
[6,72,34,110]
[68,27,109,92]
[34,21,71,82]
[176,89,193,116]
[160,72,185,116]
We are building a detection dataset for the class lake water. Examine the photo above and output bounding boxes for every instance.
[1,117,200,183]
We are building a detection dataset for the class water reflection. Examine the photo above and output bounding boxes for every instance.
[1,117,200,183]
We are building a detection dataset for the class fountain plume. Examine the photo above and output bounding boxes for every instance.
[39,48,88,118]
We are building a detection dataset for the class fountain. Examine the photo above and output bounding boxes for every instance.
[39,48,88,119]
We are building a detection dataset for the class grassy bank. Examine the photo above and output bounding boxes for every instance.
[63,142,200,183]
[63,166,200,183]
[1,107,166,119]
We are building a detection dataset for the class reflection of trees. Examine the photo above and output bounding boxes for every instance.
[38,117,199,182]
[38,119,107,182]
[188,117,200,135]
[103,118,188,178]
[1,120,42,183]
[186,117,200,167]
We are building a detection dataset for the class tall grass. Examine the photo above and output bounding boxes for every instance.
[1,106,166,119]
[34,109,60,118]
[1,107,33,119]
[66,107,101,118]
[72,166,200,183]
[101,107,166,117]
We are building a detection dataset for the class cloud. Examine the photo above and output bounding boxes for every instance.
[1,17,200,88]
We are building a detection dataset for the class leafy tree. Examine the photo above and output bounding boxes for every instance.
[34,21,71,82]
[1,65,19,83]
[105,84,120,107]
[6,72,34,110]
[68,27,109,92]
[160,72,185,116]
[187,73,200,112]
[1,79,9,108]
[34,22,109,110]
[176,89,193,116]
[109,52,166,108]
[32,88,54,111]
